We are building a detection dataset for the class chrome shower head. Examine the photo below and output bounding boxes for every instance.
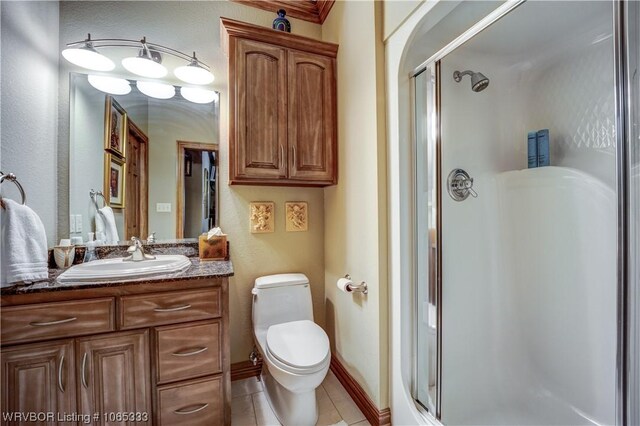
[453,70,490,92]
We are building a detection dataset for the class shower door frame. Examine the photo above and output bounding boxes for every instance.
[410,1,634,424]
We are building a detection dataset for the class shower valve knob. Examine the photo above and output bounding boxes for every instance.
[447,169,478,201]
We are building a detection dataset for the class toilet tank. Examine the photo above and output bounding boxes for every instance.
[252,273,313,333]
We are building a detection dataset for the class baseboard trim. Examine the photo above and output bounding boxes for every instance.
[329,355,391,426]
[230,360,262,382]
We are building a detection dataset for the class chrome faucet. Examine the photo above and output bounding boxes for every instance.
[124,237,156,262]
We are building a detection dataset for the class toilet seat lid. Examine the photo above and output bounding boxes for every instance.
[266,320,329,369]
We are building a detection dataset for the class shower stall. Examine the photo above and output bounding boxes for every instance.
[395,1,640,425]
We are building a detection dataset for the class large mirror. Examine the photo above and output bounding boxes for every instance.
[68,73,219,243]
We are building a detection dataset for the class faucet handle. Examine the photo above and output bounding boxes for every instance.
[128,237,142,252]
[147,232,156,243]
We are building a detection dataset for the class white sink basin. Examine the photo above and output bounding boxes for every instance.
[57,255,192,283]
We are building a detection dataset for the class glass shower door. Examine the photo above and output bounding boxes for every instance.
[415,1,621,424]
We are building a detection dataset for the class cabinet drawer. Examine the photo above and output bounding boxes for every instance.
[119,288,220,329]
[157,376,223,426]
[156,320,221,384]
[1,298,115,345]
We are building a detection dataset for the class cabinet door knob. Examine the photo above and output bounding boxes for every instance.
[174,403,209,415]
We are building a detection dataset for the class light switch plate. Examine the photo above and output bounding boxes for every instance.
[70,214,76,233]
[156,203,172,213]
[75,215,83,232]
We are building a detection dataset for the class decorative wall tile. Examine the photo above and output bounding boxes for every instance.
[285,202,308,232]
[250,202,274,233]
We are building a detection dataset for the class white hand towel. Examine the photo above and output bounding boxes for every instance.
[1,199,48,286]
[96,206,119,244]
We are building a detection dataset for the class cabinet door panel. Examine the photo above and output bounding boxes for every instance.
[1,340,75,426]
[76,330,150,425]
[233,39,287,180]
[288,50,336,183]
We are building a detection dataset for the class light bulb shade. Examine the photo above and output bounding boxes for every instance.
[88,75,131,95]
[62,46,115,71]
[136,81,175,99]
[122,56,167,78]
[174,63,215,85]
[180,87,218,104]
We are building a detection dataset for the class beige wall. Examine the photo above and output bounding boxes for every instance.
[322,1,389,409]
[222,186,325,363]
[383,0,424,40]
[55,1,325,364]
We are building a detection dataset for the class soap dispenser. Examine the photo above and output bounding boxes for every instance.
[83,233,99,263]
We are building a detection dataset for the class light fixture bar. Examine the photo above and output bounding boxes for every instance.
[64,36,212,70]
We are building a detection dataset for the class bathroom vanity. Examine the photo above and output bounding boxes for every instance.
[0,254,233,426]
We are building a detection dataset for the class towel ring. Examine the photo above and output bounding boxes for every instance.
[90,189,107,210]
[0,171,26,205]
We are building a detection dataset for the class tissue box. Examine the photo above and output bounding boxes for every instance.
[199,234,227,260]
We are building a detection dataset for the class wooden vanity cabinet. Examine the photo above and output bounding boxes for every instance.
[1,278,230,426]
[222,18,338,186]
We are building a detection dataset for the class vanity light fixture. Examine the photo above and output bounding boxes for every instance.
[62,35,214,83]
[122,38,168,78]
[136,81,175,99]
[61,34,115,71]
[180,87,219,104]
[174,53,215,85]
[87,75,131,95]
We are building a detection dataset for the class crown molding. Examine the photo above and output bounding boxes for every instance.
[230,0,336,24]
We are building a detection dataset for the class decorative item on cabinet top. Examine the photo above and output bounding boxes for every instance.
[273,9,291,32]
[221,18,338,188]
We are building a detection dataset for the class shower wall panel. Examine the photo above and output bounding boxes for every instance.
[524,26,616,188]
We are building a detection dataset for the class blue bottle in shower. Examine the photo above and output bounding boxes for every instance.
[537,129,550,167]
[527,131,538,168]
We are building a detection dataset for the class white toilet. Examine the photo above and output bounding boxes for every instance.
[252,273,330,426]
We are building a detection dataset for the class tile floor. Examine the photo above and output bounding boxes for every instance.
[231,370,371,426]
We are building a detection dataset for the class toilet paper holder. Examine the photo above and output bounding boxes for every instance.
[344,274,368,294]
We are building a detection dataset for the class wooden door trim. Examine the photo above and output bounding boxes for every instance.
[176,141,219,239]
[125,119,149,239]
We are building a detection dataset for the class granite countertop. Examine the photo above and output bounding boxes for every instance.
[1,240,233,296]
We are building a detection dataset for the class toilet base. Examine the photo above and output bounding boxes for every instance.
[261,365,319,426]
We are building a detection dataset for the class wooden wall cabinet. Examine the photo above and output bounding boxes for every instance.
[1,279,230,426]
[222,18,339,186]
